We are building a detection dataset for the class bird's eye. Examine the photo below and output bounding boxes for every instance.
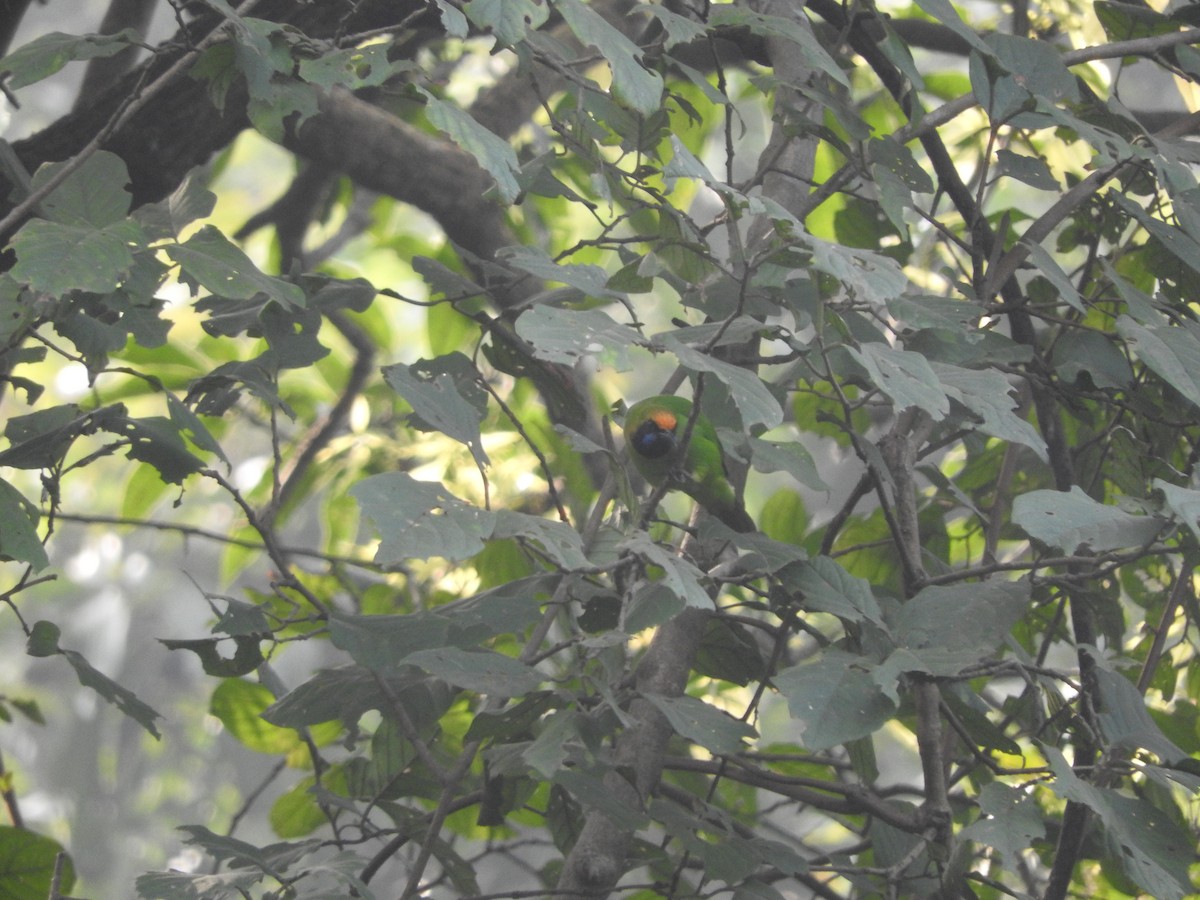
[632,419,675,458]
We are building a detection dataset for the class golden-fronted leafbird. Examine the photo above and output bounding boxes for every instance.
[623,395,756,533]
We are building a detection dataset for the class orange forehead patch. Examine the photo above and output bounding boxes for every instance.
[648,409,677,431]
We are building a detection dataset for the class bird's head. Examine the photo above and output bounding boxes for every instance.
[628,407,680,461]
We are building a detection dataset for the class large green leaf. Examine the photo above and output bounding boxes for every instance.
[1117,315,1200,409]
[515,305,643,371]
[405,646,542,696]
[352,472,498,564]
[775,650,896,751]
[555,0,664,114]
[423,93,521,203]
[781,556,882,625]
[166,225,305,307]
[209,678,307,754]
[621,533,712,608]
[0,826,74,900]
[1013,486,1165,552]
[465,0,549,45]
[1045,748,1194,900]
[384,353,489,467]
[643,693,756,754]
[959,782,1046,862]
[849,343,949,416]
[663,337,783,429]
[34,151,132,227]
[10,218,141,294]
[0,29,137,89]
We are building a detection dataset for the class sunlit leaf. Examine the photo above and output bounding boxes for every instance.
[352,472,498,563]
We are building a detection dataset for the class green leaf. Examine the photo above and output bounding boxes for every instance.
[412,255,485,300]
[801,230,908,304]
[161,636,264,677]
[114,415,205,484]
[0,479,47,570]
[0,404,90,469]
[848,343,950,416]
[135,174,217,240]
[911,0,989,53]
[733,881,787,900]
[984,34,1078,104]
[25,621,59,657]
[61,647,161,737]
[465,0,549,45]
[136,868,263,899]
[774,650,896,751]
[643,693,756,754]
[0,29,137,89]
[0,825,75,900]
[269,775,329,838]
[34,151,132,227]
[515,305,642,371]
[555,0,664,114]
[165,391,229,466]
[1053,329,1133,390]
[330,609,455,671]
[210,678,306,754]
[931,363,1048,460]
[384,353,489,467]
[622,533,712,609]
[640,5,708,47]
[166,225,305,307]
[423,93,521,203]
[1155,479,1200,540]
[297,42,407,90]
[887,581,1030,676]
[437,574,555,636]
[693,618,767,688]
[1115,194,1200,278]
[175,824,320,871]
[1117,315,1200,409]
[1013,486,1165,552]
[211,597,271,637]
[706,6,849,88]
[500,245,619,298]
[352,472,498,564]
[663,337,783,429]
[554,766,648,830]
[748,437,829,491]
[756,489,808,546]
[996,148,1060,191]
[1091,661,1188,765]
[1045,748,1194,900]
[430,0,469,37]
[491,511,590,570]
[867,137,934,194]
[960,782,1046,861]
[1096,0,1177,41]
[10,218,141,294]
[264,667,445,734]
[782,556,882,625]
[405,646,542,696]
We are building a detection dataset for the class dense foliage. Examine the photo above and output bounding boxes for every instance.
[0,0,1197,897]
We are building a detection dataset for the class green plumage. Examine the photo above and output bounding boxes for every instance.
[623,395,755,533]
